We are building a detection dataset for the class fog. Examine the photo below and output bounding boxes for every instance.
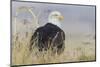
[12,1,95,35]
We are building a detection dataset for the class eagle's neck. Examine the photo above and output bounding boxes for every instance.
[48,19,61,28]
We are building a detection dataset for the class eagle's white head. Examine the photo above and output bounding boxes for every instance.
[48,11,64,28]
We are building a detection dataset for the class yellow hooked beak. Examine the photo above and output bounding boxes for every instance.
[58,15,64,21]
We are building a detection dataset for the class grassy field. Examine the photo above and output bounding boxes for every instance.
[12,27,95,65]
[11,17,95,66]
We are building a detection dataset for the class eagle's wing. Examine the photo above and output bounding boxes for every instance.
[29,30,39,51]
[51,31,65,54]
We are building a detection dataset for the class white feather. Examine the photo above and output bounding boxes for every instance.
[48,11,63,28]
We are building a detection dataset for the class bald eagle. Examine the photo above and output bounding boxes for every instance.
[30,11,65,55]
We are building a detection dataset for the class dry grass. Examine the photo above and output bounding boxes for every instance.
[12,30,95,66]
[12,31,65,65]
[12,19,95,66]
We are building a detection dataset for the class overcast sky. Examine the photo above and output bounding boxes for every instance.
[12,1,96,35]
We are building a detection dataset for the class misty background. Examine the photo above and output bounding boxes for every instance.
[12,1,95,36]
